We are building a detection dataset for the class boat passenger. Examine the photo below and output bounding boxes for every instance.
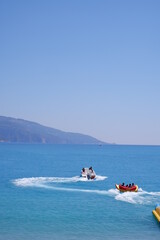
[89,166,93,172]
[129,184,131,188]
[122,183,125,186]
[132,183,134,186]
[82,168,85,172]
[126,184,128,187]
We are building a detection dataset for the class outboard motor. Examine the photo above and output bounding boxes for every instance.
[87,174,90,180]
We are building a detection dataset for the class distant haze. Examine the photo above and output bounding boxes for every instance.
[1,1,160,145]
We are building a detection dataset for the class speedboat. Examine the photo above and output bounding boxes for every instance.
[115,183,138,192]
[152,204,160,223]
[80,167,96,179]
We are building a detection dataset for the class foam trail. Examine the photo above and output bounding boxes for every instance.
[14,182,160,205]
[13,175,107,187]
[12,177,160,205]
[12,177,110,195]
[37,184,110,195]
[111,188,160,205]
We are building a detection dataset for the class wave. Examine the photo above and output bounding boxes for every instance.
[12,176,160,205]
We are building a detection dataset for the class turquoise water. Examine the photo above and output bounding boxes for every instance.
[0,144,160,239]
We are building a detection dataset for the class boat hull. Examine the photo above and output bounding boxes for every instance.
[81,173,96,179]
[115,184,138,192]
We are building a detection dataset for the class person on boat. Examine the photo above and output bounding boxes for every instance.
[122,183,125,186]
[126,184,128,187]
[89,166,93,173]
[129,184,131,188]
[82,168,85,172]
[132,183,134,186]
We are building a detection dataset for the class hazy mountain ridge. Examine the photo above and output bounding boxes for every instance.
[0,116,107,144]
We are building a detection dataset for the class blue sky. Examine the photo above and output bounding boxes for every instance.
[0,0,160,145]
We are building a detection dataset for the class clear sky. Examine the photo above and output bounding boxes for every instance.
[1,0,160,145]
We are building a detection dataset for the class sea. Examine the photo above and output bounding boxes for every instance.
[0,143,160,240]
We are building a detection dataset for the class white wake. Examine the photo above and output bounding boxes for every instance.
[107,188,160,205]
[12,177,160,205]
[13,175,107,187]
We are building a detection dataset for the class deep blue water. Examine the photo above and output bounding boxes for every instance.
[0,144,160,239]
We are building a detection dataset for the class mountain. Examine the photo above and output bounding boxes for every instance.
[0,116,107,144]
